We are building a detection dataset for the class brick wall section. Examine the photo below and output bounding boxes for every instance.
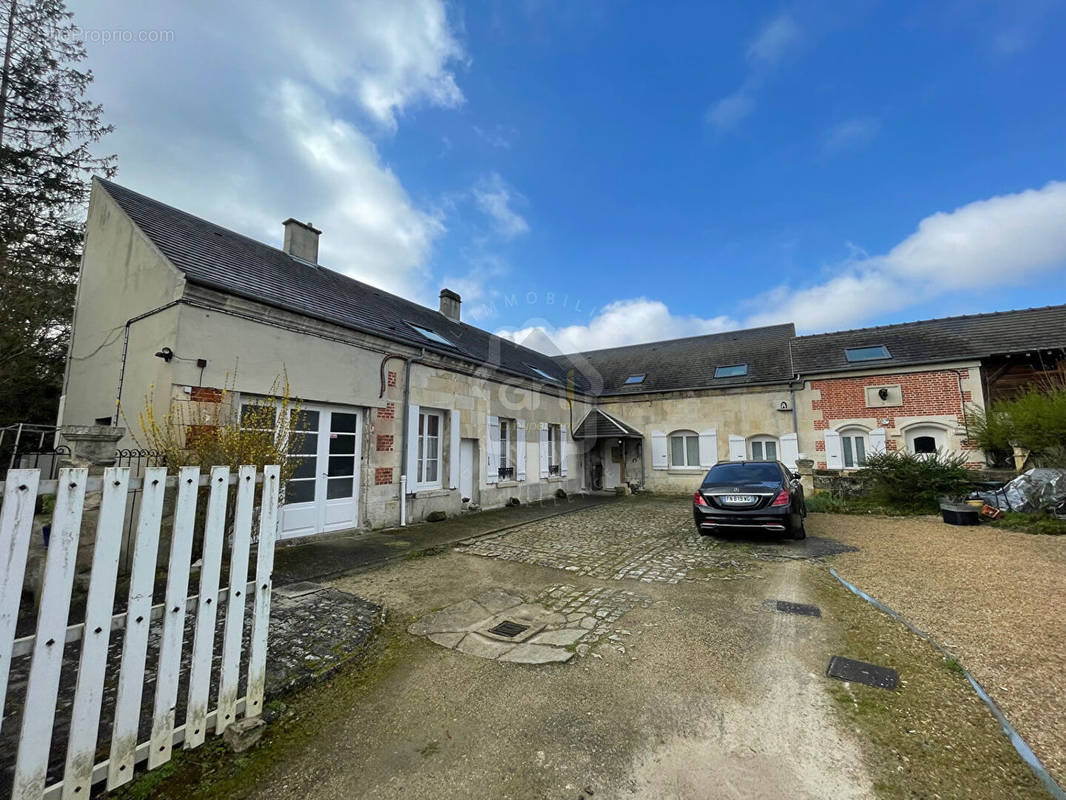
[376,434,394,452]
[376,402,395,420]
[375,467,393,485]
[189,386,223,403]
[811,369,968,429]
[811,369,968,469]
[387,370,397,388]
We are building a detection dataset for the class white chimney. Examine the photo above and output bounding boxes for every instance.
[283,218,321,264]
[439,288,461,322]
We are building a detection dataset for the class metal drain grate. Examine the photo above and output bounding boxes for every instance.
[775,600,822,617]
[826,656,899,690]
[487,620,529,638]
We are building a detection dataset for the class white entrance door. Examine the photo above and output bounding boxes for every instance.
[280,404,362,539]
[459,438,475,502]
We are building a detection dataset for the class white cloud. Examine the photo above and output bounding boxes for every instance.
[707,12,802,131]
[71,0,465,301]
[706,87,757,130]
[822,117,880,154]
[746,181,1066,331]
[272,0,466,129]
[746,12,802,66]
[497,298,738,354]
[472,173,530,239]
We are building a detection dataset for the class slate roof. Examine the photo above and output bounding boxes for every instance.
[572,409,644,440]
[96,179,583,391]
[791,305,1066,375]
[555,323,797,395]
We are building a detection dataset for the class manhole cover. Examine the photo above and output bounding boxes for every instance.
[487,620,529,638]
[826,656,899,690]
[775,600,821,617]
[274,581,323,599]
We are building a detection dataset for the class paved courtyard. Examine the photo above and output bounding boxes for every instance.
[133,497,1054,800]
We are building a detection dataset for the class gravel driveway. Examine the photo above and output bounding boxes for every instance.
[117,498,1054,800]
[822,512,1066,788]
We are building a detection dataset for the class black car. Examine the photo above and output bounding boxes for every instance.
[692,460,807,539]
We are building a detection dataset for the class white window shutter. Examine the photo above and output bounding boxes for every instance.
[698,429,718,467]
[728,434,746,461]
[448,409,461,489]
[560,425,569,476]
[516,419,527,481]
[824,430,843,469]
[869,427,887,455]
[406,405,420,486]
[780,432,799,468]
[651,431,668,469]
[486,416,500,484]
[539,423,549,478]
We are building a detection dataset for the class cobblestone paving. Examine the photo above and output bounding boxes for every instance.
[533,583,652,658]
[456,500,760,584]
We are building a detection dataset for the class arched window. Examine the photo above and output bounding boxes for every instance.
[905,424,947,455]
[669,430,700,467]
[748,435,778,461]
[838,426,870,468]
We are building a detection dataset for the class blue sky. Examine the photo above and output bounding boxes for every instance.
[71,0,1066,352]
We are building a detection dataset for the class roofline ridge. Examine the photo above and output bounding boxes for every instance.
[794,302,1066,341]
[557,321,797,359]
[96,177,567,371]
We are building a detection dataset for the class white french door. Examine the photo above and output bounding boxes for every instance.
[279,404,362,539]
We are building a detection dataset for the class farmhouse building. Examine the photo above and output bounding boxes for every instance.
[60,179,1066,537]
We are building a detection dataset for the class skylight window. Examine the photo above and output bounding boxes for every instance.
[714,364,748,378]
[528,365,559,382]
[407,323,455,348]
[624,374,646,385]
[844,346,891,362]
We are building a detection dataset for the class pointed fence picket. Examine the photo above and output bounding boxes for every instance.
[0,465,281,800]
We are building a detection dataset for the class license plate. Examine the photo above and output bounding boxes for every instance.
[721,494,756,504]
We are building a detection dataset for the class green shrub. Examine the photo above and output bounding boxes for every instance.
[968,379,1066,467]
[857,449,971,511]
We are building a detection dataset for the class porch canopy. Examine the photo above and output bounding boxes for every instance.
[572,409,643,440]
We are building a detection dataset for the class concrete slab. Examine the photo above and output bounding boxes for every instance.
[427,632,466,649]
[529,628,586,647]
[499,644,574,664]
[407,599,488,636]
[473,588,525,615]
[456,633,516,660]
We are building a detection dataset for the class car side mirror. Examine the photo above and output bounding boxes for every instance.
[791,471,801,481]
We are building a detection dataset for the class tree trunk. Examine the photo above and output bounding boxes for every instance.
[0,0,16,151]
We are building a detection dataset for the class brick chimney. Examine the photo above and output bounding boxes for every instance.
[439,288,461,322]
[283,218,321,264]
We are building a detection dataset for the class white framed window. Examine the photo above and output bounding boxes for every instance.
[839,427,869,468]
[416,409,443,488]
[669,430,700,468]
[498,417,516,480]
[548,423,562,475]
[906,424,946,455]
[749,436,778,461]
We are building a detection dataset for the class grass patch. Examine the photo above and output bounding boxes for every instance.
[108,629,409,800]
[813,570,1049,800]
[805,494,932,516]
[989,511,1066,536]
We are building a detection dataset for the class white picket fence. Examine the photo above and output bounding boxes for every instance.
[0,464,281,800]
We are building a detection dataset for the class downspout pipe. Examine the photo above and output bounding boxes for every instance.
[114,300,184,425]
[397,350,426,526]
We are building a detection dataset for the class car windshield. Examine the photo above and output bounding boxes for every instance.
[703,462,781,484]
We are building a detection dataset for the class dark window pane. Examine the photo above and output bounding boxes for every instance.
[671,437,684,466]
[425,459,438,483]
[842,437,854,468]
[291,457,316,479]
[330,412,357,433]
[241,404,276,429]
[329,434,356,454]
[914,436,937,454]
[327,477,353,499]
[329,456,355,477]
[285,479,315,503]
[685,436,699,467]
[289,409,319,431]
[290,432,317,455]
[751,441,763,460]
[855,437,866,465]
[425,414,439,436]
[703,462,782,483]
